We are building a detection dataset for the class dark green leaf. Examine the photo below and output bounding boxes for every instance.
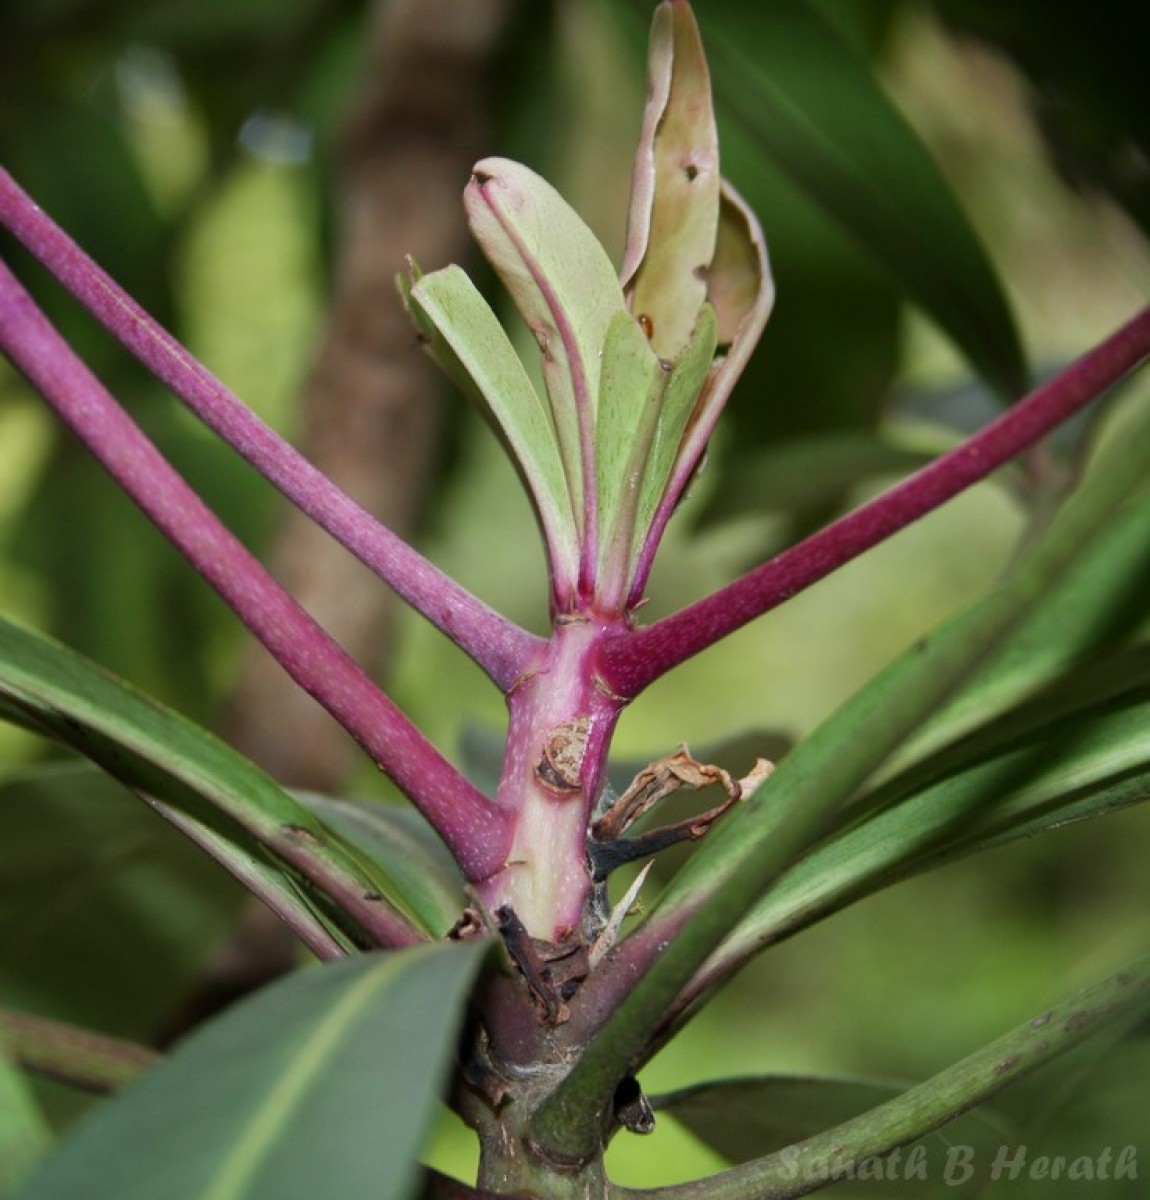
[703,431,933,525]
[700,0,1027,398]
[296,794,466,938]
[0,763,242,1040]
[935,1,1150,238]
[19,943,486,1200]
[0,1009,159,1096]
[0,616,424,947]
[654,1074,1006,1165]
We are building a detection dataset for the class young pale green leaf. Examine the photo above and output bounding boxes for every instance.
[405,263,580,597]
[706,183,774,353]
[622,0,721,360]
[19,943,486,1200]
[465,156,627,546]
[0,616,426,947]
[652,1074,1006,1166]
[632,304,718,569]
[0,1036,52,1197]
[595,310,668,602]
[699,0,1027,399]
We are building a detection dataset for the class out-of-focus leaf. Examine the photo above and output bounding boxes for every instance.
[934,1,1150,239]
[0,1009,159,1097]
[703,431,933,524]
[0,1035,52,1197]
[0,763,241,1040]
[296,794,466,939]
[644,960,1150,1199]
[0,616,423,946]
[712,141,903,446]
[697,0,1027,399]
[19,943,486,1200]
[654,1074,1006,1165]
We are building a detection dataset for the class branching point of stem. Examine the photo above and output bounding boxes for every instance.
[602,307,1150,698]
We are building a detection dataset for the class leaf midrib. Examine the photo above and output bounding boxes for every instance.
[200,958,399,1200]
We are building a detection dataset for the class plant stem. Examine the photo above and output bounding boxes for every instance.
[601,306,1150,698]
[612,954,1150,1200]
[0,1009,159,1095]
[0,259,510,881]
[476,616,628,939]
[0,168,542,692]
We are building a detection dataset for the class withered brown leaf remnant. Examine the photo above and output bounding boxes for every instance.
[593,746,772,842]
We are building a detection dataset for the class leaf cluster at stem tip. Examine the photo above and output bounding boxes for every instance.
[401,0,773,617]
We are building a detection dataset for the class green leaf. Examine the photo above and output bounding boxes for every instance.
[19,943,486,1200]
[464,156,627,536]
[534,372,1150,1159]
[0,616,425,947]
[0,763,242,1040]
[594,309,668,598]
[719,670,1150,963]
[884,486,1150,778]
[295,794,466,939]
[633,303,718,562]
[405,263,580,593]
[653,1074,1006,1165]
[699,0,1027,398]
[649,957,1150,1199]
[703,431,934,524]
[0,1036,52,1198]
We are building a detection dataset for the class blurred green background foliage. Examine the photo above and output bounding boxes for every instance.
[1,0,1148,1193]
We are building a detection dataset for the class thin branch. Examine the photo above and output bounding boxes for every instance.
[0,168,542,692]
[613,954,1150,1200]
[0,1008,159,1095]
[0,259,511,881]
[601,306,1150,698]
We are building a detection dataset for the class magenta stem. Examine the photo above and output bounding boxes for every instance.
[601,306,1150,698]
[0,258,511,882]
[0,168,542,692]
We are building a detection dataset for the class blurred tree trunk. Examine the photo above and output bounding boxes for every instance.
[226,0,516,792]
[177,0,517,1023]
